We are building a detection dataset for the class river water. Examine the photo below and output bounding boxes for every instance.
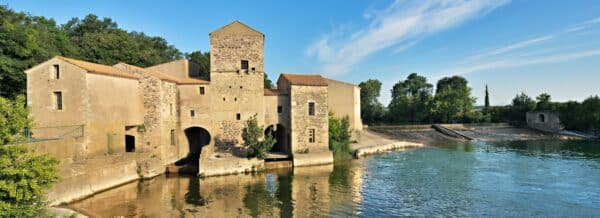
[69,140,600,217]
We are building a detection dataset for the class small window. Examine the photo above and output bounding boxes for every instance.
[223,97,226,101]
[277,106,283,113]
[234,97,238,102]
[53,64,60,79]
[190,110,195,117]
[170,103,173,115]
[236,113,241,120]
[53,91,63,110]
[308,102,315,116]
[240,86,243,89]
[125,135,135,152]
[251,67,255,71]
[308,129,315,143]
[241,60,249,70]
[199,86,205,95]
[170,129,176,145]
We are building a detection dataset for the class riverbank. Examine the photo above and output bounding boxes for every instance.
[351,130,425,157]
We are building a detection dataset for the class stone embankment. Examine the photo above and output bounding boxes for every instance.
[351,129,425,158]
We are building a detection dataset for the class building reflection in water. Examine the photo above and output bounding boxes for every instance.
[69,161,365,217]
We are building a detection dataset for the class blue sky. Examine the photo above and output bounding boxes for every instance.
[3,0,599,105]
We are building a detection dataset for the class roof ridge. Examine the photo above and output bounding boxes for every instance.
[116,62,180,83]
[56,56,139,80]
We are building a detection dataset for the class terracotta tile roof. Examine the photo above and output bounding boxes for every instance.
[280,73,328,86]
[177,77,210,85]
[116,62,180,83]
[56,56,139,80]
[264,88,279,96]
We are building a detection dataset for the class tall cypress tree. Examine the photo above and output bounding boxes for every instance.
[484,84,490,109]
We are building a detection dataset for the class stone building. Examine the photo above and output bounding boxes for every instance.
[25,21,362,180]
[526,111,563,132]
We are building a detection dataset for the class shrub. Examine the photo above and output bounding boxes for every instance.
[329,112,352,160]
[242,115,276,159]
[0,145,59,217]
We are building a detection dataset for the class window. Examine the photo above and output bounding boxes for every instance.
[234,97,237,102]
[199,86,205,95]
[308,102,315,116]
[241,60,249,70]
[236,113,241,120]
[125,135,135,152]
[170,129,176,145]
[53,64,60,79]
[308,129,315,143]
[277,106,283,113]
[223,97,226,101]
[53,91,62,110]
[240,86,243,89]
[190,110,195,117]
[170,103,173,116]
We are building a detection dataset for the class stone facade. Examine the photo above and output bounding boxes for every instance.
[24,21,361,199]
[526,111,563,132]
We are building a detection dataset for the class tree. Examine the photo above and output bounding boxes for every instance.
[0,95,31,145]
[388,73,433,123]
[535,93,553,111]
[264,73,274,89]
[432,76,475,123]
[329,112,352,160]
[509,92,536,125]
[485,84,490,109]
[0,5,77,98]
[242,115,276,159]
[186,50,210,80]
[0,95,59,217]
[359,79,386,125]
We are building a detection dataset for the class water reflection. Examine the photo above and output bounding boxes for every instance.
[69,140,600,217]
[70,163,363,217]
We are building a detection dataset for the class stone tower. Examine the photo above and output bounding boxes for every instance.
[209,21,266,149]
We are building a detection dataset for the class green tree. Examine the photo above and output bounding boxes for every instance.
[359,79,386,125]
[0,5,77,98]
[388,73,433,123]
[432,76,475,123]
[0,95,59,217]
[484,84,490,109]
[242,115,276,159]
[0,95,31,145]
[186,50,210,80]
[535,93,553,111]
[510,92,536,125]
[329,112,352,160]
[264,73,274,89]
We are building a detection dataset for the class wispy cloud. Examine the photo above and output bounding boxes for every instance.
[463,35,554,62]
[566,16,600,32]
[444,48,600,77]
[306,0,510,76]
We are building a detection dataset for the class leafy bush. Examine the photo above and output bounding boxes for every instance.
[0,95,31,145]
[242,115,276,159]
[0,145,59,217]
[329,112,352,160]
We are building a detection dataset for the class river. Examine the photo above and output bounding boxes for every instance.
[69,140,600,217]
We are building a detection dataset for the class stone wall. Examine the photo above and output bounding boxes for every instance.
[526,111,563,132]
[210,22,264,72]
[290,85,329,153]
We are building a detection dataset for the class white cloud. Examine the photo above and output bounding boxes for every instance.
[566,16,600,32]
[463,35,554,62]
[445,48,600,77]
[306,0,510,76]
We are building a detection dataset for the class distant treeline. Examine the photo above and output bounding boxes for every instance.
[359,73,600,134]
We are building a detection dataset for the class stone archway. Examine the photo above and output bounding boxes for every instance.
[265,124,289,154]
[175,127,211,169]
